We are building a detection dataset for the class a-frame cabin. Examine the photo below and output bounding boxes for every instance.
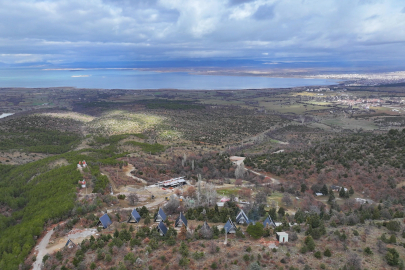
[128,208,142,223]
[175,212,188,228]
[154,208,167,222]
[157,221,168,236]
[263,215,276,228]
[235,209,250,224]
[224,218,237,234]
[97,213,112,229]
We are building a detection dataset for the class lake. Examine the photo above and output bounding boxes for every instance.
[0,68,338,90]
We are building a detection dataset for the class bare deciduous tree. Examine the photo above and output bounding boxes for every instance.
[164,196,180,214]
[235,164,245,179]
[199,222,213,239]
[281,193,292,206]
[127,193,139,206]
[255,191,267,205]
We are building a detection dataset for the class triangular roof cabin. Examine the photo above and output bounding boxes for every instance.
[154,208,167,222]
[263,215,276,228]
[128,208,142,223]
[97,213,112,229]
[65,239,75,248]
[235,209,250,224]
[224,218,237,234]
[175,212,188,228]
[157,221,168,236]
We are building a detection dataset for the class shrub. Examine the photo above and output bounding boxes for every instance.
[246,223,264,239]
[246,246,252,252]
[364,247,373,255]
[243,254,250,262]
[386,248,400,266]
[386,220,401,232]
[323,248,332,257]
[314,251,322,259]
[389,234,397,244]
[304,236,315,251]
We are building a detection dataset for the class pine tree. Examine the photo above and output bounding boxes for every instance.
[339,187,346,198]
[328,190,335,203]
[320,184,328,195]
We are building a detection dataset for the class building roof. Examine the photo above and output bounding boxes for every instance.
[236,209,250,224]
[130,208,141,222]
[276,232,288,236]
[65,239,75,247]
[201,221,211,231]
[175,212,188,227]
[155,208,167,221]
[99,214,112,229]
[224,218,237,233]
[157,221,168,235]
[263,215,276,228]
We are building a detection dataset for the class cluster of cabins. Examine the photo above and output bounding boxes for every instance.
[97,208,288,243]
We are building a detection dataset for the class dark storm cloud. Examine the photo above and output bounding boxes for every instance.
[0,0,404,66]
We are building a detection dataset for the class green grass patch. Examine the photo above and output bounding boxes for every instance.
[217,187,241,196]
[124,141,166,154]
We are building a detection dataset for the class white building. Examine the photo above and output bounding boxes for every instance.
[276,232,288,243]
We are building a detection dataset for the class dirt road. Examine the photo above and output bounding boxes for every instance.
[107,197,166,213]
[33,228,55,270]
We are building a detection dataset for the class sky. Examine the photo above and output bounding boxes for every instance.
[1,0,405,69]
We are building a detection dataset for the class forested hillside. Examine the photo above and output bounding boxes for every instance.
[0,115,81,154]
[0,146,126,269]
[246,129,405,203]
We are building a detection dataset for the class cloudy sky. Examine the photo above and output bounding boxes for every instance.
[1,0,405,68]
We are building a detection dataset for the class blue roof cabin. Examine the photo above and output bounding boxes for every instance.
[235,209,250,224]
[175,212,188,228]
[157,221,168,236]
[263,215,276,228]
[97,213,112,229]
[65,239,75,248]
[128,209,142,223]
[224,218,237,234]
[154,208,167,222]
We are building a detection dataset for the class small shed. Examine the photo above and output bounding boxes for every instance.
[157,221,168,236]
[236,209,250,224]
[224,218,237,234]
[175,212,188,228]
[154,208,167,222]
[97,214,112,229]
[128,209,142,223]
[276,232,288,243]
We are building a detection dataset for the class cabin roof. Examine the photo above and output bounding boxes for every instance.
[130,209,141,222]
[175,212,188,227]
[155,208,167,221]
[157,221,168,235]
[236,209,250,224]
[99,214,112,229]
[224,218,237,233]
[263,215,276,227]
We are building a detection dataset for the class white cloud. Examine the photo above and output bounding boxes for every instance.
[0,0,404,64]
